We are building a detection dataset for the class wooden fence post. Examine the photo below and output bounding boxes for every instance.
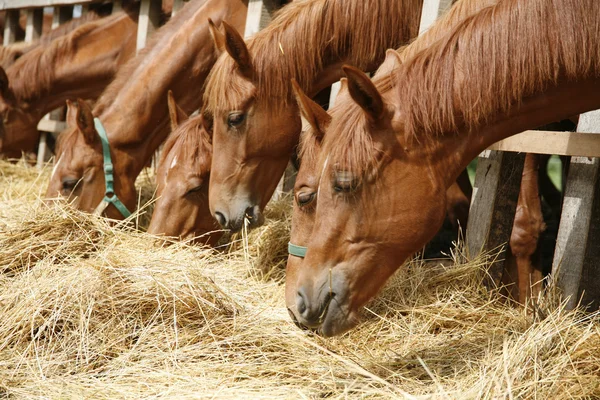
[554,111,600,310]
[172,0,187,16]
[25,8,43,42]
[137,0,161,52]
[3,9,19,46]
[466,151,526,285]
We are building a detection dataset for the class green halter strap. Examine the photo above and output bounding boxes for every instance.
[288,242,307,258]
[94,118,132,219]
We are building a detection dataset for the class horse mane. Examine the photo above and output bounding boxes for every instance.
[93,0,208,115]
[399,0,600,140]
[324,0,600,178]
[204,0,422,112]
[160,114,212,170]
[7,12,124,102]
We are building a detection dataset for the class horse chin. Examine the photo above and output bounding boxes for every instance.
[317,300,360,337]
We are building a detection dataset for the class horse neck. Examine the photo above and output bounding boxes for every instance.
[10,13,136,119]
[397,0,600,190]
[252,0,421,98]
[103,0,247,177]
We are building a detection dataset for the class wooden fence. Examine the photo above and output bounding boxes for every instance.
[1,0,599,309]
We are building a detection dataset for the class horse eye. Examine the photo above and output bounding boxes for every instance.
[333,171,358,193]
[227,112,245,128]
[186,185,204,196]
[62,178,79,192]
[296,191,316,207]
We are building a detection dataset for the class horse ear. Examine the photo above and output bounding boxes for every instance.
[71,98,97,145]
[339,77,348,93]
[291,79,331,141]
[382,49,402,69]
[167,90,188,132]
[222,20,252,77]
[342,65,384,121]
[208,18,225,54]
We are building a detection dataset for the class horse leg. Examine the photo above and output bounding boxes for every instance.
[508,153,546,303]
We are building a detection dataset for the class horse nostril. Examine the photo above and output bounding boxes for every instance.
[214,211,227,228]
[296,290,308,316]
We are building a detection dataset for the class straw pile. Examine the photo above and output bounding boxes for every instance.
[0,159,599,399]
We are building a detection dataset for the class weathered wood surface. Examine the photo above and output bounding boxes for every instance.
[25,8,43,42]
[554,111,600,310]
[0,0,96,9]
[490,130,600,158]
[136,0,161,52]
[419,0,453,34]
[3,9,20,45]
[467,151,526,286]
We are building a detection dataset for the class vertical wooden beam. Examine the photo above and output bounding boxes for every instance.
[3,9,20,46]
[419,0,453,34]
[25,8,43,42]
[466,151,526,286]
[172,0,186,16]
[136,0,162,52]
[52,5,73,28]
[112,0,122,14]
[554,111,600,310]
[244,0,278,38]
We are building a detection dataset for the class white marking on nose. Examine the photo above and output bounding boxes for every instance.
[51,156,62,178]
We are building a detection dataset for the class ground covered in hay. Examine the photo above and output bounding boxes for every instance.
[0,160,599,399]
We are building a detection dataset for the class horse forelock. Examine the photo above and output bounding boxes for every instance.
[160,115,212,174]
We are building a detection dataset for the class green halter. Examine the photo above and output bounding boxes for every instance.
[288,242,307,258]
[93,118,132,219]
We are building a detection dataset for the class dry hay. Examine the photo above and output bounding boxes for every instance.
[0,159,599,399]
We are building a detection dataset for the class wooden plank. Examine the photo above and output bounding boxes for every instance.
[111,0,121,13]
[328,81,341,107]
[52,5,73,28]
[3,9,19,46]
[37,118,67,133]
[466,151,526,286]
[0,0,96,10]
[172,0,186,16]
[244,0,278,38]
[419,0,453,34]
[489,130,600,158]
[25,8,43,42]
[136,0,161,52]
[554,111,600,310]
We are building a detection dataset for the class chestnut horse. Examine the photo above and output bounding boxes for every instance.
[46,0,248,220]
[292,0,600,336]
[286,0,499,325]
[147,91,219,245]
[204,0,424,232]
[0,10,138,158]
